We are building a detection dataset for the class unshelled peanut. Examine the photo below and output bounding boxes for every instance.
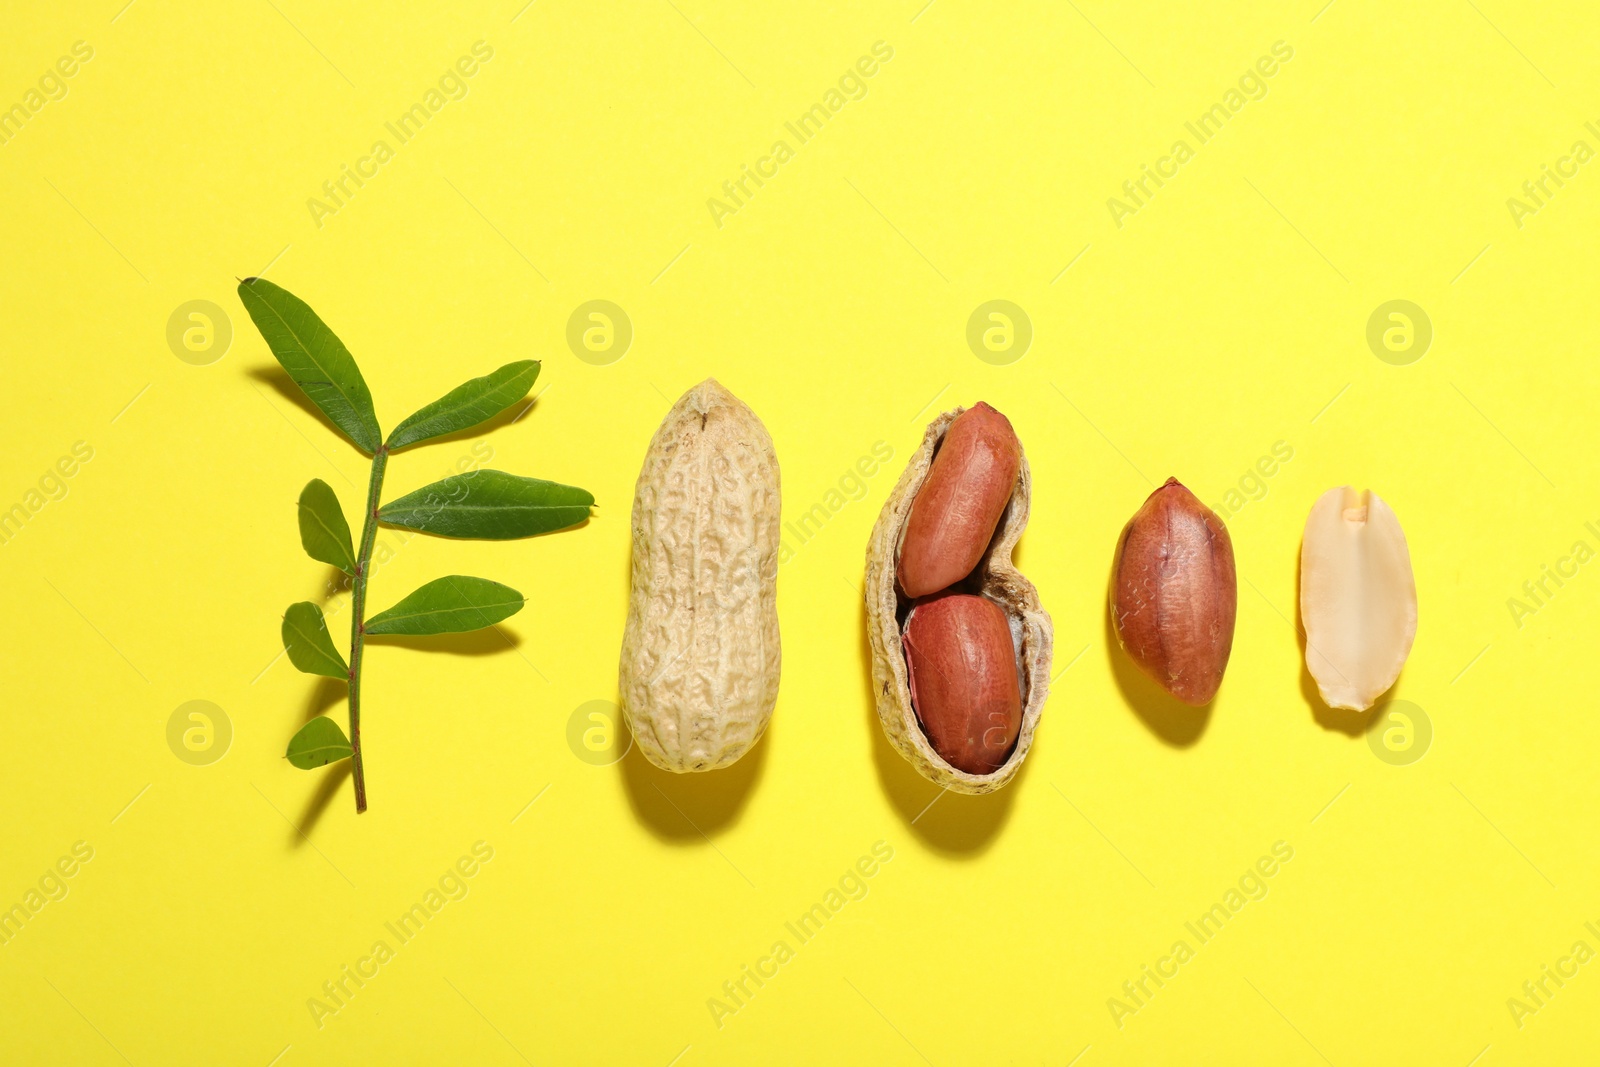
[1110,478,1237,706]
[619,379,781,772]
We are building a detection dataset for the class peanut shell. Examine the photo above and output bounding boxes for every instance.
[865,406,1053,794]
[619,379,781,772]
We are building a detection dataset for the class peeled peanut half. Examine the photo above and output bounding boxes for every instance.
[1299,487,1417,711]
[864,406,1053,794]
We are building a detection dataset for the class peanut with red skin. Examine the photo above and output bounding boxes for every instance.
[902,593,1022,775]
[896,402,1020,598]
[1110,478,1237,706]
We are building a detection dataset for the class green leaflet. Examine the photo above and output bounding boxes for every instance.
[298,479,356,574]
[237,278,382,454]
[282,601,348,678]
[364,576,525,636]
[378,470,593,540]
[386,361,540,450]
[286,716,353,769]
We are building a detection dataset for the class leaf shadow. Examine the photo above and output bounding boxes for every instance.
[1294,549,1383,738]
[248,365,359,448]
[386,395,540,454]
[365,625,522,657]
[316,565,355,605]
[618,725,767,841]
[291,760,352,847]
[301,677,345,722]
[1104,603,1213,747]
[859,583,1015,858]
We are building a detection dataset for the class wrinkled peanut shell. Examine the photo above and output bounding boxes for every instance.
[1110,478,1237,706]
[865,406,1053,794]
[1300,486,1417,712]
[619,379,781,772]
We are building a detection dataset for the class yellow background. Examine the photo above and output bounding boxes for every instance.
[3,1,1597,1063]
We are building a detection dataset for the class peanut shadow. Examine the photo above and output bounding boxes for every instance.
[617,728,767,842]
[1104,564,1213,748]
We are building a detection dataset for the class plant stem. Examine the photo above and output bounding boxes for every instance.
[348,444,388,814]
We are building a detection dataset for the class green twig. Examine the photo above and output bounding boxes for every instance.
[347,445,388,813]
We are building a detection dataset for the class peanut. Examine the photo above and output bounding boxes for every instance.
[619,379,781,772]
[902,594,1022,775]
[896,402,1021,598]
[1110,477,1236,706]
[1300,487,1417,711]
[864,403,1052,793]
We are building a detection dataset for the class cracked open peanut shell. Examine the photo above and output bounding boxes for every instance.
[864,405,1053,793]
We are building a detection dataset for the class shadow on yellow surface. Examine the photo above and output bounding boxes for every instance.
[249,365,351,444]
[292,761,352,846]
[1103,597,1213,747]
[366,627,522,657]
[617,727,767,842]
[299,676,344,723]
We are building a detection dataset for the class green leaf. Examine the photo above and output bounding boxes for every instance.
[282,601,349,678]
[286,716,353,769]
[378,470,593,540]
[237,277,382,454]
[298,479,356,575]
[386,361,540,450]
[364,576,525,636]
